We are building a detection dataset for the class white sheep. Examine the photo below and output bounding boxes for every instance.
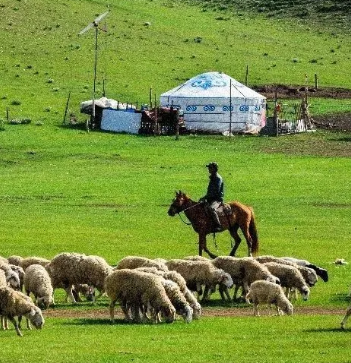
[0,286,45,336]
[135,267,194,323]
[46,252,113,303]
[0,262,21,290]
[256,255,318,287]
[263,262,310,301]
[165,259,233,301]
[161,279,193,323]
[212,256,280,301]
[104,269,176,324]
[281,256,329,282]
[116,256,168,272]
[246,280,294,316]
[135,266,202,319]
[24,264,54,309]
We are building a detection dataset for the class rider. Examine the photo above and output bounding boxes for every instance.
[200,162,224,232]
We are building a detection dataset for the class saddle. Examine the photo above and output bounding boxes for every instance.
[215,202,232,217]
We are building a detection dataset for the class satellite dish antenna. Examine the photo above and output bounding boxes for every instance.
[79,11,109,127]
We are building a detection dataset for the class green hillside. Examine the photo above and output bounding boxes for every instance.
[185,0,351,30]
[1,0,351,124]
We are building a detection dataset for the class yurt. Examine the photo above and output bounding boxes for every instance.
[160,72,266,134]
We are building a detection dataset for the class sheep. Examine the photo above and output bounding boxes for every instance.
[263,262,310,301]
[212,256,280,302]
[135,267,195,322]
[72,284,95,302]
[0,286,44,336]
[46,252,113,303]
[8,264,25,291]
[19,256,51,271]
[246,280,294,316]
[104,269,176,324]
[116,256,168,272]
[161,279,193,323]
[165,259,233,301]
[255,255,318,287]
[24,264,54,309]
[281,256,329,282]
[0,262,21,290]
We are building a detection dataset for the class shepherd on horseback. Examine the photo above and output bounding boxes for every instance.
[199,162,224,233]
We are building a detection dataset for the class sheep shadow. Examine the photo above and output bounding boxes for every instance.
[62,318,169,326]
[303,327,349,333]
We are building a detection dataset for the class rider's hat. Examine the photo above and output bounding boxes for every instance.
[206,162,218,170]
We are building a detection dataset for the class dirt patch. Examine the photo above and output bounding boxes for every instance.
[43,305,346,320]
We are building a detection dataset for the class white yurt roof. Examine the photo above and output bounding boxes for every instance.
[160,71,265,100]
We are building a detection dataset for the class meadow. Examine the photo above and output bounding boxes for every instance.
[1,0,351,361]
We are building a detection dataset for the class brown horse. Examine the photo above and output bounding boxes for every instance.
[167,191,259,259]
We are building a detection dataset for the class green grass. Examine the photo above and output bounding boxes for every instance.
[1,312,351,363]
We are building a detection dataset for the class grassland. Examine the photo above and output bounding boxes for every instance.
[0,0,351,361]
[1,0,351,124]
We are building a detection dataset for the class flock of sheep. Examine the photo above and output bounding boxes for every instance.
[1,251,349,337]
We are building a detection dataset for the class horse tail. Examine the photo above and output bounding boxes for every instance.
[249,208,259,255]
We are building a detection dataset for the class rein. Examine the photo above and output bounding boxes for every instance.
[176,201,203,226]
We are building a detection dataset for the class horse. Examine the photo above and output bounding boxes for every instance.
[167,191,259,259]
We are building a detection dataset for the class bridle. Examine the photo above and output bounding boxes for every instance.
[174,200,203,226]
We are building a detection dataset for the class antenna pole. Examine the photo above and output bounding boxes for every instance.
[92,26,99,124]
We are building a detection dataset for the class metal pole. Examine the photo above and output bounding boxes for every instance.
[92,26,98,124]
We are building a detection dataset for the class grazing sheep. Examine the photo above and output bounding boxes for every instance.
[161,279,193,323]
[136,267,195,322]
[165,259,233,301]
[263,262,310,301]
[24,264,54,309]
[341,305,351,330]
[46,252,112,303]
[19,256,51,271]
[255,255,318,287]
[281,257,329,282]
[0,286,44,336]
[212,256,280,301]
[0,262,21,290]
[246,280,293,316]
[116,256,168,272]
[72,284,95,302]
[8,265,25,291]
[105,269,176,324]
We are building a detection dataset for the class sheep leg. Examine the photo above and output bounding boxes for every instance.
[229,224,242,256]
[219,285,231,301]
[109,299,117,324]
[341,306,351,329]
[64,285,77,304]
[253,303,260,316]
[9,317,23,337]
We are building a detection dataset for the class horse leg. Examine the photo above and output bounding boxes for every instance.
[240,225,253,257]
[199,233,217,259]
[229,224,242,257]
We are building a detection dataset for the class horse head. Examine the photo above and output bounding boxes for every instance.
[168,190,190,216]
